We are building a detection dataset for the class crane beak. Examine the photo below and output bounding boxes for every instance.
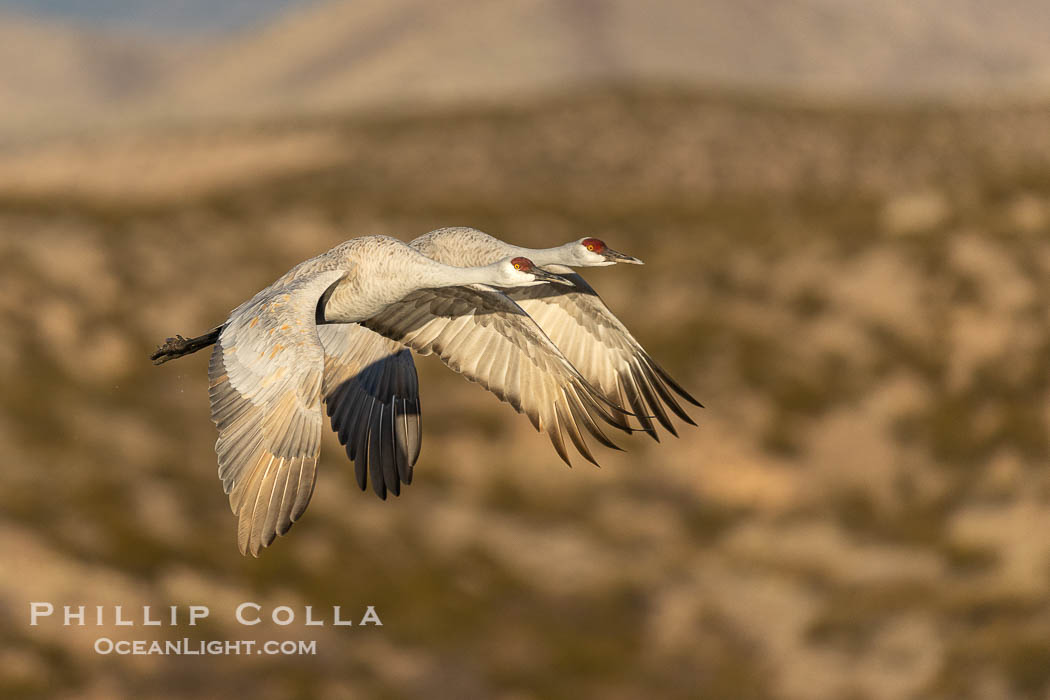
[602,247,644,265]
[530,268,575,286]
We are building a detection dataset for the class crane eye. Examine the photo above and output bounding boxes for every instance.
[513,262,521,270]
[586,244,595,251]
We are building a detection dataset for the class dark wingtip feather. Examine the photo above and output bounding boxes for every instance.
[621,373,656,438]
[409,401,423,465]
[595,391,636,418]
[352,445,368,490]
[639,357,697,427]
[633,365,676,435]
[377,404,399,497]
[567,384,623,454]
[557,397,597,466]
[392,395,410,484]
[648,356,703,407]
[546,417,572,467]
[368,420,388,500]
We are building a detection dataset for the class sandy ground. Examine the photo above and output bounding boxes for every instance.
[1,88,1048,699]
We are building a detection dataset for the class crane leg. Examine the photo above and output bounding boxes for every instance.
[150,326,223,365]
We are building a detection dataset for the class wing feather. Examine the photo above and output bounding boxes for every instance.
[363,285,630,466]
[505,273,700,439]
[317,323,421,497]
[208,268,345,556]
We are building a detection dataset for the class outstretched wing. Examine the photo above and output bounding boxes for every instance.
[317,324,420,500]
[208,269,346,556]
[505,273,701,440]
[363,285,629,466]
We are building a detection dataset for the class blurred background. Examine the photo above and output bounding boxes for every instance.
[1,1,1049,698]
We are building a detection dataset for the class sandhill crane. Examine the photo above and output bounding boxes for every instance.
[322,227,700,469]
[152,235,628,556]
[414,227,701,438]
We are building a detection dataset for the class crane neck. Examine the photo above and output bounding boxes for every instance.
[505,241,576,267]
[419,258,508,288]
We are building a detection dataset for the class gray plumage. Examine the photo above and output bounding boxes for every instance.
[323,227,700,448]
[210,269,345,558]
[416,227,701,438]
[318,324,420,497]
[194,235,625,556]
[362,285,626,465]
[500,273,699,439]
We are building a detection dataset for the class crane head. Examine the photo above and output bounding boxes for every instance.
[499,257,574,287]
[576,238,644,266]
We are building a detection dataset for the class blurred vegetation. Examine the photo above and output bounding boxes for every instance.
[1,86,1048,699]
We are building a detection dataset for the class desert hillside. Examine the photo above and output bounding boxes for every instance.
[1,87,1048,698]
[5,0,1050,132]
[0,12,190,132]
[168,0,1050,113]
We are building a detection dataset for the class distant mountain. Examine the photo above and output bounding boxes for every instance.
[0,12,192,132]
[5,0,1050,133]
[163,0,1050,115]
[0,0,311,34]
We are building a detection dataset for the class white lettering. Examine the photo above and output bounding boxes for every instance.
[188,605,209,626]
[94,637,113,654]
[359,606,382,626]
[304,606,324,626]
[142,606,161,626]
[333,606,352,626]
[236,602,260,626]
[65,606,85,626]
[114,606,132,626]
[29,602,53,626]
[272,606,294,626]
